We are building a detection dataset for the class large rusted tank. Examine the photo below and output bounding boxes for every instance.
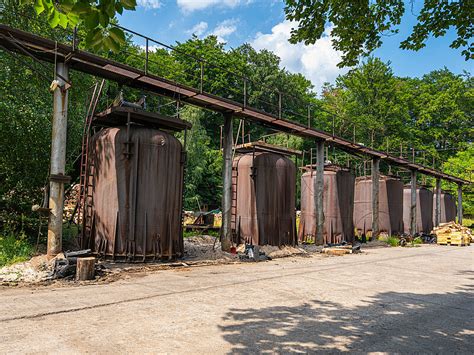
[354,176,404,236]
[298,165,355,245]
[231,147,297,246]
[403,186,433,234]
[81,107,190,261]
[433,191,457,225]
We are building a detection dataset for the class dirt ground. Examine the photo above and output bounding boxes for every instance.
[0,245,472,353]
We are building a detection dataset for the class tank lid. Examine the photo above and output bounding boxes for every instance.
[234,141,302,156]
[93,106,192,132]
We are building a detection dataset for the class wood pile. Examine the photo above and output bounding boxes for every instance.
[432,222,472,246]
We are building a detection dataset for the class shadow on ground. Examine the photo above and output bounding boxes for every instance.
[219,272,474,353]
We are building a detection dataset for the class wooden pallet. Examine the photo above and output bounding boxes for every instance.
[438,242,470,246]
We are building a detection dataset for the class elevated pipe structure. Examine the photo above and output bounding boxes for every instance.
[0,25,469,184]
[0,24,470,252]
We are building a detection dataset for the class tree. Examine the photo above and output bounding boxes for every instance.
[284,0,473,67]
[19,0,137,51]
[441,144,474,217]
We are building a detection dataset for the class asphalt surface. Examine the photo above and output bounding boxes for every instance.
[0,245,473,353]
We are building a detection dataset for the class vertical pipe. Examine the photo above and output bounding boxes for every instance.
[435,178,441,227]
[410,169,417,236]
[371,157,380,240]
[315,140,325,244]
[221,113,233,251]
[47,62,69,257]
[457,184,463,225]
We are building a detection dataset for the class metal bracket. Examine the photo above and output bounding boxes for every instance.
[49,174,71,183]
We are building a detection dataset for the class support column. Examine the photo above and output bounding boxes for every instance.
[47,62,69,257]
[371,157,380,240]
[410,169,417,236]
[315,140,325,244]
[435,178,441,227]
[221,113,233,251]
[457,184,463,225]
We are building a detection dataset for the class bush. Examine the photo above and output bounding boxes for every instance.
[386,236,400,247]
[0,231,33,267]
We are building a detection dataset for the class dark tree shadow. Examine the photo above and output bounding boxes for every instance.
[219,274,474,353]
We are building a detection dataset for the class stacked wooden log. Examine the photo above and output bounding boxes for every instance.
[432,222,472,246]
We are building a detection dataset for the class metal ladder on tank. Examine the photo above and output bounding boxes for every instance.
[77,80,105,248]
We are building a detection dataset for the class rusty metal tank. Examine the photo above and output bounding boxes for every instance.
[298,165,355,245]
[354,175,404,236]
[81,107,190,261]
[403,186,433,234]
[231,148,297,246]
[433,191,457,224]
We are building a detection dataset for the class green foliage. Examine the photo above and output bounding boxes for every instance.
[0,231,33,267]
[1,1,93,233]
[21,0,136,52]
[284,0,472,67]
[441,144,474,216]
[412,237,423,245]
[386,236,400,247]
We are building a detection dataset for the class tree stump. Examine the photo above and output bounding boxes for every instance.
[76,257,95,281]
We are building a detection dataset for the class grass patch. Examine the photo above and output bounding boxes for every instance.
[412,236,423,245]
[183,229,220,238]
[462,218,473,229]
[386,236,400,247]
[0,231,33,267]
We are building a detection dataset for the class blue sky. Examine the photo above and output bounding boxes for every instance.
[118,0,472,93]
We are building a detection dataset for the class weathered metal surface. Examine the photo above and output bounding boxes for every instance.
[354,176,404,236]
[0,24,469,185]
[231,151,296,246]
[299,165,355,245]
[82,125,184,260]
[403,186,433,234]
[433,191,457,224]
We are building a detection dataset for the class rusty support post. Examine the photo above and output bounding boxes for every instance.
[457,184,463,225]
[47,62,69,257]
[221,113,233,251]
[435,178,441,227]
[315,140,325,244]
[410,169,417,236]
[371,157,380,240]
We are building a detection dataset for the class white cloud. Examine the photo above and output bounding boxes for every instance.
[139,44,162,52]
[211,19,238,42]
[187,21,209,36]
[251,20,350,94]
[177,0,243,13]
[137,0,162,9]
